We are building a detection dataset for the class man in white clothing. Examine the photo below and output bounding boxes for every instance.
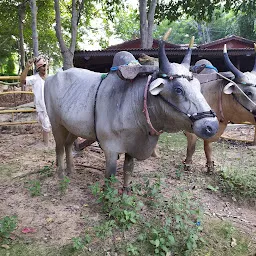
[20,56,51,146]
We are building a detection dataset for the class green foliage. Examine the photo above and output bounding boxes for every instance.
[144,192,203,255]
[39,162,54,178]
[72,234,91,251]
[59,176,70,195]
[72,237,84,251]
[218,165,256,199]
[126,243,139,255]
[91,176,142,230]
[25,180,41,197]
[0,216,17,244]
[94,220,116,238]
[193,220,255,256]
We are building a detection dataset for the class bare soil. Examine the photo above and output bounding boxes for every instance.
[0,125,255,249]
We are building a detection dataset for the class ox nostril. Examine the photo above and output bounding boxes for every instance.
[205,126,212,134]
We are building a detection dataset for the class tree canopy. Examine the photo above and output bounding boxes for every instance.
[0,0,255,73]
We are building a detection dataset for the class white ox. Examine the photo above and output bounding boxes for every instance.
[44,41,219,189]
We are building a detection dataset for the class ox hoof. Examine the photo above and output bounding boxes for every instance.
[119,187,132,196]
[206,161,215,173]
[183,162,192,172]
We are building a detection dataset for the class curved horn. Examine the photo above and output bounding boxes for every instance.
[252,43,256,73]
[163,28,172,41]
[181,36,194,69]
[158,40,171,74]
[223,44,245,79]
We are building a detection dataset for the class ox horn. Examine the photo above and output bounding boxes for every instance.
[181,36,194,69]
[223,44,245,80]
[252,43,256,73]
[158,40,172,75]
[163,28,172,41]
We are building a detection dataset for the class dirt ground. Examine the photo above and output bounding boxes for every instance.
[0,122,256,249]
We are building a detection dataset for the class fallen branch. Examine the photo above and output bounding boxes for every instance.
[76,164,104,172]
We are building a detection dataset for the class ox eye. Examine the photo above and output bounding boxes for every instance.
[245,91,253,97]
[174,87,184,95]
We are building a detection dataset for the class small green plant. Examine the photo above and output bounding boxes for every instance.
[72,234,91,251]
[126,243,139,255]
[94,220,116,238]
[59,176,70,195]
[90,176,143,230]
[25,180,41,197]
[206,184,219,192]
[72,237,84,250]
[0,215,17,244]
[39,162,54,178]
[139,192,203,256]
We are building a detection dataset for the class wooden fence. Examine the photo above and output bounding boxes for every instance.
[0,76,37,126]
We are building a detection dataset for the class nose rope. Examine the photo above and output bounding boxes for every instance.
[143,75,216,136]
[158,95,216,122]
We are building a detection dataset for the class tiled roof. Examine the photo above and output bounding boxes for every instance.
[199,35,255,49]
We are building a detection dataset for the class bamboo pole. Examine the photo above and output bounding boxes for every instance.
[0,91,33,95]
[0,121,37,126]
[0,76,20,80]
[0,109,36,114]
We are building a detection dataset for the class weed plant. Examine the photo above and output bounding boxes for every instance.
[0,216,17,244]
[24,180,41,197]
[59,176,70,195]
[72,177,205,255]
[218,166,256,199]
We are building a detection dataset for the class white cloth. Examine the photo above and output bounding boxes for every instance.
[26,73,51,132]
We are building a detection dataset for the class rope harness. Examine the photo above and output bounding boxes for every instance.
[143,73,216,136]
[194,64,256,122]
[93,74,109,143]
[216,72,256,121]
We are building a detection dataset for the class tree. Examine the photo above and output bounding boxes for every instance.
[54,0,86,70]
[139,0,157,48]
[139,0,256,48]
[30,0,39,57]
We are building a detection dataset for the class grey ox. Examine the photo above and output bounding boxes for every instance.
[184,44,256,171]
[44,41,218,189]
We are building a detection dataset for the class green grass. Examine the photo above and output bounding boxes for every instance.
[192,220,256,256]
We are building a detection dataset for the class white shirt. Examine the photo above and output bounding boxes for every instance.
[26,73,46,112]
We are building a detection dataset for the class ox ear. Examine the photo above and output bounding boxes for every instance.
[223,82,235,94]
[149,78,165,95]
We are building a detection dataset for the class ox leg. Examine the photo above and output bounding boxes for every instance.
[53,126,69,178]
[65,133,78,176]
[204,141,214,172]
[184,131,197,171]
[123,154,134,192]
[104,151,118,178]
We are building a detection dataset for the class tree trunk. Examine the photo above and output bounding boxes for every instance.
[197,23,204,44]
[146,0,157,48]
[139,0,157,49]
[139,0,148,48]
[30,0,39,57]
[54,0,85,70]
[18,2,26,73]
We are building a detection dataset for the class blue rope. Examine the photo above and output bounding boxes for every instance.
[110,60,139,71]
[204,64,218,72]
